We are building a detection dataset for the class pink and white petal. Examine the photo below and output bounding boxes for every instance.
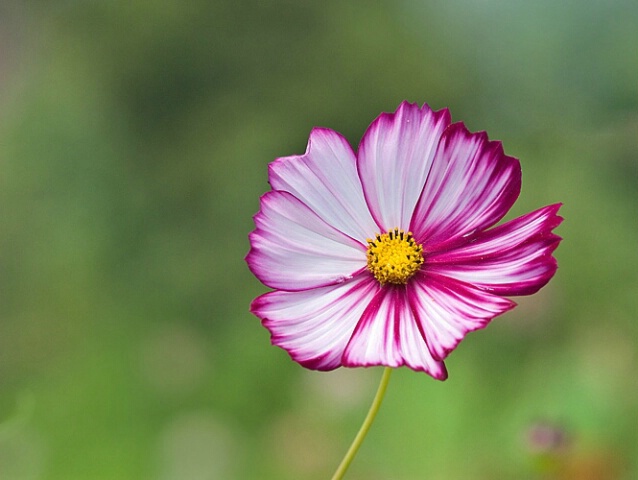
[357,102,451,231]
[409,272,516,361]
[247,191,367,291]
[427,204,563,263]
[410,123,521,250]
[428,241,560,297]
[342,286,448,379]
[268,128,379,243]
[427,204,563,296]
[252,273,380,371]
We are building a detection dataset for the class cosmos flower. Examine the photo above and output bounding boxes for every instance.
[247,102,562,380]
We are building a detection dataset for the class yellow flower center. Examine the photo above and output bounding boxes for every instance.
[366,228,424,285]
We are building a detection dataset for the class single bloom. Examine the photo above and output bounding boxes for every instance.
[246,102,562,380]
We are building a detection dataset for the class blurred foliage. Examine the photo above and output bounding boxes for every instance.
[0,1,636,479]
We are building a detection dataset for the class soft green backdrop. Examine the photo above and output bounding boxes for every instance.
[0,1,636,479]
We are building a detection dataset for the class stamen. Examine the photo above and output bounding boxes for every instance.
[366,228,424,285]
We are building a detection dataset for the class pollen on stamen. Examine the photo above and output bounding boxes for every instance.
[366,228,424,285]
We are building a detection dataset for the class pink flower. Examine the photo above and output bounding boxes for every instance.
[247,102,562,380]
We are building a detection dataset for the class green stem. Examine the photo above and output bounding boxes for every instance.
[330,367,393,480]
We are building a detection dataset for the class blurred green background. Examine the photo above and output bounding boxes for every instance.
[0,1,636,479]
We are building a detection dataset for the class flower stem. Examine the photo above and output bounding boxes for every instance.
[331,367,393,480]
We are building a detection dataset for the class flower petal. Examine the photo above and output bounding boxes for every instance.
[410,123,521,250]
[247,191,366,291]
[357,102,451,231]
[342,286,448,379]
[409,272,516,361]
[252,273,380,370]
[427,204,563,296]
[268,127,379,242]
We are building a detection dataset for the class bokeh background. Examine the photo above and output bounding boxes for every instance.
[0,1,637,479]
